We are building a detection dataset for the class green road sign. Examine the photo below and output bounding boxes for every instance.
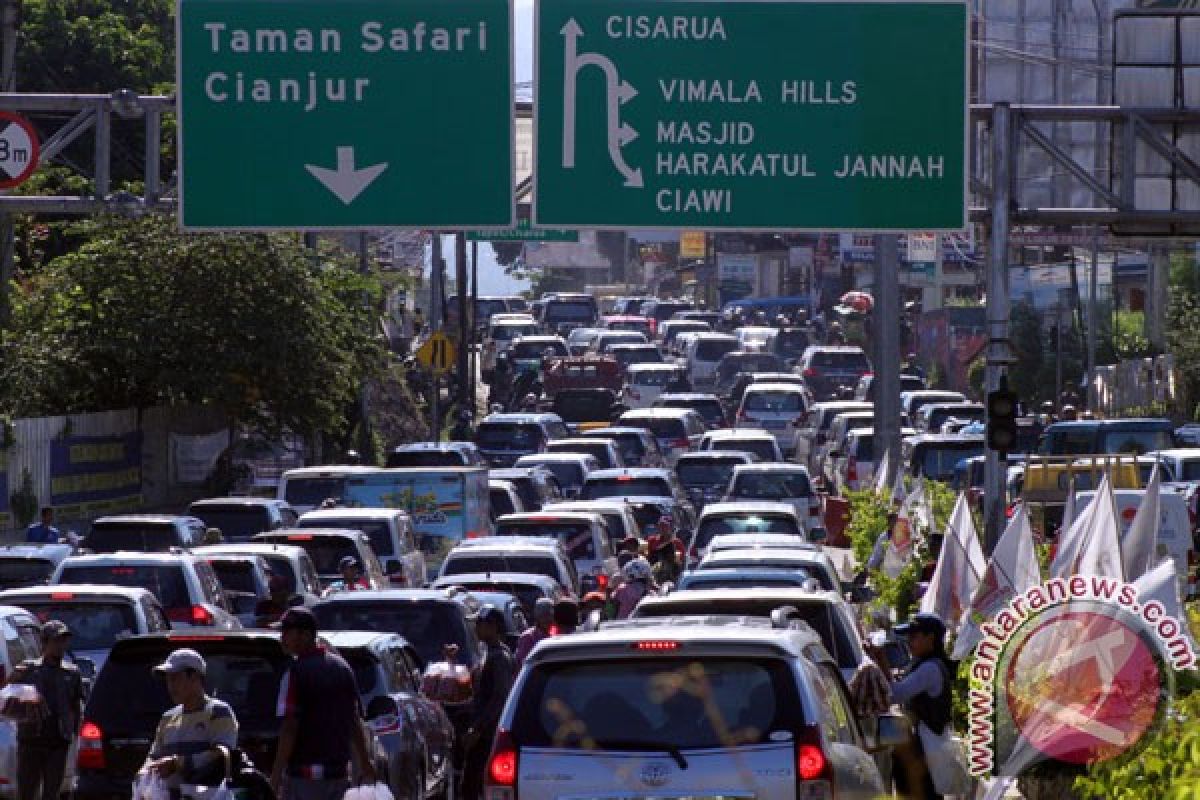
[533,0,967,231]
[466,218,579,242]
[178,0,514,230]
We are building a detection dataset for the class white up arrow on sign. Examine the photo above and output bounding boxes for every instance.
[305,146,388,205]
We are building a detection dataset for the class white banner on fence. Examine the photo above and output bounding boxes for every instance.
[170,431,230,486]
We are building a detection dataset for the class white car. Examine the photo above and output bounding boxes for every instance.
[193,542,324,606]
[736,382,810,455]
[797,401,873,474]
[694,546,844,593]
[690,502,808,565]
[514,453,600,498]
[725,464,822,534]
[296,508,428,589]
[622,363,687,410]
[700,428,784,463]
[683,332,740,388]
[494,511,619,593]
[541,500,642,548]
[735,325,777,352]
[617,408,708,466]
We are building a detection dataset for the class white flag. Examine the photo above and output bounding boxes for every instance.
[874,447,891,497]
[953,503,1041,660]
[1122,466,1161,581]
[1134,557,1199,658]
[1050,474,1124,580]
[1061,486,1077,534]
[920,493,986,630]
[890,464,907,508]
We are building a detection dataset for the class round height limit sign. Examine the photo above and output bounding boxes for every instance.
[0,112,39,189]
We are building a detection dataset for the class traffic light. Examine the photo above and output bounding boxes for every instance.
[986,376,1019,454]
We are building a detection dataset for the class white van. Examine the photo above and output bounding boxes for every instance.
[736,382,810,456]
[1075,488,1194,595]
[684,333,739,388]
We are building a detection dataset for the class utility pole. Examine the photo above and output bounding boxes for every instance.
[455,232,469,420]
[984,103,1013,552]
[0,0,18,325]
[470,238,479,418]
[874,235,902,490]
[430,233,445,440]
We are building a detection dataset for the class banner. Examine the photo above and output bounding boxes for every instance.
[50,432,142,515]
[170,430,231,486]
[679,231,707,259]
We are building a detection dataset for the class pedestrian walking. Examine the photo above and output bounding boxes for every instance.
[270,608,376,800]
[25,508,59,545]
[460,606,515,800]
[141,649,239,791]
[7,621,84,800]
[514,598,554,666]
[890,613,957,799]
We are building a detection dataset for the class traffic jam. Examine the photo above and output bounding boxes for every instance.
[0,291,1194,800]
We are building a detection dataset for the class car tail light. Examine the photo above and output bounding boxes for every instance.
[672,438,691,449]
[802,368,818,378]
[809,497,821,517]
[50,592,74,600]
[287,534,314,541]
[596,573,609,589]
[168,605,215,626]
[795,724,833,793]
[486,729,518,795]
[633,640,680,651]
[388,572,409,587]
[78,721,105,770]
[466,530,487,539]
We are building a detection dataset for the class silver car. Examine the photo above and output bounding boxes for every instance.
[485,616,894,799]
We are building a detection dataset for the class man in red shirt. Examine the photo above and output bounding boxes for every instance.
[646,516,685,559]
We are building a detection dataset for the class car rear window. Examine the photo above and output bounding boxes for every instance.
[546,300,597,323]
[85,523,182,553]
[492,324,538,341]
[496,522,596,560]
[711,440,776,462]
[208,561,259,594]
[263,536,357,577]
[624,418,686,440]
[552,394,616,424]
[1101,429,1174,455]
[20,602,137,651]
[284,477,346,508]
[581,478,671,500]
[386,451,465,467]
[744,392,804,413]
[513,341,569,360]
[663,400,724,427]
[811,351,869,369]
[296,519,393,558]
[189,508,271,542]
[631,370,675,387]
[0,558,57,590]
[918,445,985,481]
[443,555,561,585]
[511,657,803,749]
[58,565,190,611]
[477,424,544,450]
[676,461,740,488]
[695,515,802,550]
[730,472,813,499]
[314,601,474,667]
[695,339,738,360]
[680,573,810,590]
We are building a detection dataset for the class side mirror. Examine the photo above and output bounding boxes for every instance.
[873,712,912,750]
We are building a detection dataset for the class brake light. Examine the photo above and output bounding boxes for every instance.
[167,605,215,626]
[78,721,105,770]
[486,729,518,793]
[388,572,409,587]
[672,438,691,449]
[287,534,314,541]
[110,568,135,576]
[50,592,74,600]
[596,573,609,589]
[798,743,828,780]
[795,724,833,791]
[802,368,818,378]
[633,640,680,651]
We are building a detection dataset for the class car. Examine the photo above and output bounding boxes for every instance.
[903,434,986,482]
[277,465,379,514]
[690,502,809,566]
[797,401,874,473]
[439,537,580,595]
[713,351,788,398]
[640,299,694,336]
[834,427,916,494]
[455,591,529,652]
[0,585,168,673]
[186,498,297,541]
[0,544,76,591]
[579,468,691,509]
[615,408,708,466]
[53,552,241,630]
[735,382,810,455]
[385,442,487,467]
[1148,448,1200,482]
[546,388,625,433]
[682,332,740,388]
[540,500,642,548]
[621,363,688,410]
[916,403,986,434]
[617,497,699,543]
[489,467,564,511]
[0,607,49,793]
[545,437,624,470]
[674,451,758,511]
[631,587,870,682]
[474,413,571,467]
[657,319,711,350]
[735,325,777,352]
[1038,418,1177,456]
[699,428,785,463]
[484,616,890,799]
[82,515,207,554]
[694,545,844,592]
[819,411,878,478]
[797,346,873,401]
[489,480,526,519]
[430,573,567,617]
[899,390,968,427]
[297,508,427,589]
[853,373,926,402]
[509,335,570,373]
[591,331,649,354]
[725,464,821,533]
[727,372,812,412]
[254,528,388,590]
[193,542,323,607]
[514,453,599,499]
[494,512,618,593]
[607,343,665,373]
[321,631,455,800]
[653,392,729,429]
[313,588,484,668]
[676,567,820,591]
[565,327,604,356]
[579,426,666,468]
[200,553,274,625]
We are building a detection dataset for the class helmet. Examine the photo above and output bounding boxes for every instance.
[623,557,652,582]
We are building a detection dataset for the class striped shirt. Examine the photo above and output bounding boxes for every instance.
[147,697,239,789]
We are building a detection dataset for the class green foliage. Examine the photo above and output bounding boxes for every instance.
[0,214,384,440]
[9,469,38,529]
[844,488,891,566]
[1111,310,1152,360]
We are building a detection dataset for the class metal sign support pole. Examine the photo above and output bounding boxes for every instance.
[874,234,902,492]
[430,233,444,440]
[984,102,1013,553]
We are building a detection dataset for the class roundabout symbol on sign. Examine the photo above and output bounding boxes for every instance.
[0,112,38,189]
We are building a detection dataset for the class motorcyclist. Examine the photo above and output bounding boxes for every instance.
[901,353,926,380]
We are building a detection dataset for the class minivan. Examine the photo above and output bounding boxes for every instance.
[684,333,740,388]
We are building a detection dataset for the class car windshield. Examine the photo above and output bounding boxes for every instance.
[695,515,802,550]
[492,324,538,341]
[676,461,740,488]
[511,658,801,749]
[730,472,812,499]
[812,351,869,369]
[0,558,57,589]
[744,392,803,412]
[1101,429,1174,455]
[386,451,465,467]
[443,555,560,585]
[58,565,190,611]
[267,537,358,577]
[297,518,392,558]
[207,561,259,594]
[711,440,776,462]
[315,601,475,667]
[664,400,723,427]
[496,523,596,559]
[594,434,646,463]
[86,523,180,553]
[20,602,137,651]
[189,508,271,542]
[546,301,596,323]
[624,418,686,440]
[695,340,738,360]
[552,393,616,423]
[477,423,543,450]
[284,477,346,508]
[582,478,670,499]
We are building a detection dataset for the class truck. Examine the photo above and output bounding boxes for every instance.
[342,467,491,571]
